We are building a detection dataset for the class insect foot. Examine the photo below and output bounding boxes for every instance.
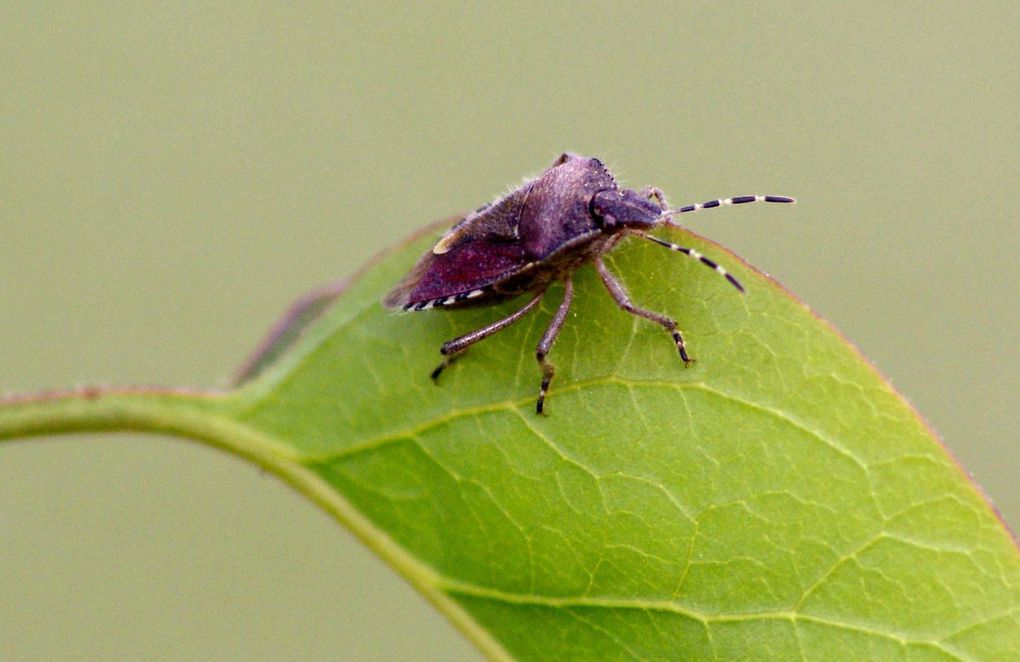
[384,153,794,413]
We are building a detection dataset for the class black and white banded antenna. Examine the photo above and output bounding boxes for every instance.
[665,194,796,217]
[646,194,796,293]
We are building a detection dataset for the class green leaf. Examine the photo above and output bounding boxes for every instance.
[2,225,1017,660]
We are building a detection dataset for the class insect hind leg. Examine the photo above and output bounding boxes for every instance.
[430,290,545,382]
[594,257,693,364]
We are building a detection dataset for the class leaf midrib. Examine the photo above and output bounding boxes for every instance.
[436,577,977,661]
[290,376,878,474]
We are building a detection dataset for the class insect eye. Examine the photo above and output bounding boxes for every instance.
[588,191,617,230]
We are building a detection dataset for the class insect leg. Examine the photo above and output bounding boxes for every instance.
[430,290,545,381]
[594,257,693,364]
[535,277,574,415]
[638,186,669,211]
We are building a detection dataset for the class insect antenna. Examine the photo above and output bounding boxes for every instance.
[641,234,746,293]
[648,194,795,292]
[663,194,795,219]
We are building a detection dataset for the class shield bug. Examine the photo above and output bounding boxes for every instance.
[384,153,794,413]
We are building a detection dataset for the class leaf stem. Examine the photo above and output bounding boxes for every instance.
[0,387,220,440]
[0,386,514,661]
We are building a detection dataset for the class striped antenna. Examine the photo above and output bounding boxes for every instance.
[651,194,795,291]
[642,235,745,293]
[664,194,795,218]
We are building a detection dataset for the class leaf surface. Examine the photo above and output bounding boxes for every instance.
[3,225,1018,660]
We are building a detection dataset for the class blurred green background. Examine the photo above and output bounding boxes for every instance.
[1,3,1016,660]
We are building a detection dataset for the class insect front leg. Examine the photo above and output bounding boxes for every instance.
[535,277,574,415]
[638,186,669,211]
[593,257,693,364]
[431,291,545,381]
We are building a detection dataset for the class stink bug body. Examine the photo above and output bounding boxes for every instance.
[384,153,794,413]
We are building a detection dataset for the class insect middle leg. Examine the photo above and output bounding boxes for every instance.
[593,256,693,364]
[535,277,574,414]
[431,290,545,381]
